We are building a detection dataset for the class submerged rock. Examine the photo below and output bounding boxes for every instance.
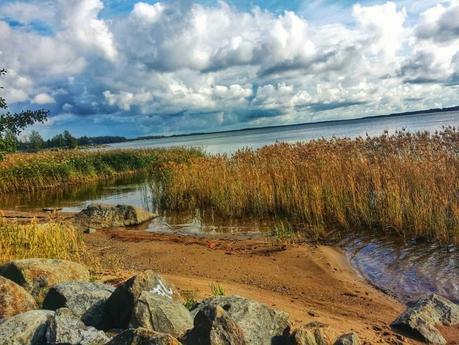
[46,308,109,345]
[106,328,181,345]
[75,204,156,228]
[391,294,459,345]
[104,270,181,329]
[0,310,54,345]
[333,332,360,345]
[0,276,37,320]
[192,295,289,345]
[0,258,90,300]
[290,322,333,345]
[130,291,193,337]
[182,305,246,345]
[43,281,114,329]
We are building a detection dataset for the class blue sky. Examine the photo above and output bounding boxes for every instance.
[102,0,304,15]
[0,0,458,138]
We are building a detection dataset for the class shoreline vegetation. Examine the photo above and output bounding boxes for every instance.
[0,147,202,193]
[0,128,457,244]
[155,128,458,244]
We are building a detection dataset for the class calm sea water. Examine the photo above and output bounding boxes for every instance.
[109,111,459,154]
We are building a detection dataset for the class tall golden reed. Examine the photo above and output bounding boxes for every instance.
[157,128,458,243]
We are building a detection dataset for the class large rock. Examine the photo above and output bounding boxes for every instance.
[104,270,181,329]
[43,281,114,329]
[291,322,333,345]
[0,259,90,300]
[106,328,181,345]
[391,294,459,345]
[46,308,109,345]
[131,291,193,337]
[333,332,360,345]
[182,305,246,345]
[0,276,37,320]
[192,295,289,345]
[0,310,54,345]
[75,204,156,228]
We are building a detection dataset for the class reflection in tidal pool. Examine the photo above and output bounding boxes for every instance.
[0,177,457,304]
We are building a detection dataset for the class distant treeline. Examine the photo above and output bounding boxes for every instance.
[12,130,127,151]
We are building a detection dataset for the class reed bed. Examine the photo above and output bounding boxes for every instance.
[156,128,459,243]
[0,218,89,265]
[0,147,202,193]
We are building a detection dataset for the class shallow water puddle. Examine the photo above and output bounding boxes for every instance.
[341,235,458,303]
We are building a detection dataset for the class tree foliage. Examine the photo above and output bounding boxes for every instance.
[0,69,48,155]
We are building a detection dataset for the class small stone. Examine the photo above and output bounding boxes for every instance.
[0,310,54,345]
[84,228,96,234]
[106,328,181,345]
[43,281,114,329]
[130,291,193,337]
[192,295,290,345]
[391,294,459,345]
[372,325,382,332]
[182,305,246,345]
[0,276,37,320]
[290,322,333,345]
[46,308,109,345]
[334,332,360,345]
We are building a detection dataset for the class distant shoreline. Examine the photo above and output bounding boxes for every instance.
[126,105,459,143]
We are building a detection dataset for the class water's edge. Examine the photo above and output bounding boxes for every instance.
[1,177,457,305]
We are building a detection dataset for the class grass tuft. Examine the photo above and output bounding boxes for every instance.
[0,218,93,266]
[210,282,226,297]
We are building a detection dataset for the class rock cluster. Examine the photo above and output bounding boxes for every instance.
[0,257,457,345]
[75,204,156,229]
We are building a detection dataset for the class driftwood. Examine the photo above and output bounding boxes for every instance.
[108,230,287,255]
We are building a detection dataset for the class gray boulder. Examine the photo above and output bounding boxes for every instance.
[391,294,459,345]
[183,305,246,345]
[104,270,181,329]
[0,259,90,301]
[130,291,193,337]
[291,322,333,345]
[106,328,181,345]
[334,332,360,345]
[192,295,289,345]
[46,308,109,345]
[0,310,54,345]
[43,281,114,329]
[0,276,37,320]
[75,204,156,228]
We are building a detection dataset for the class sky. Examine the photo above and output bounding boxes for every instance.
[0,0,458,138]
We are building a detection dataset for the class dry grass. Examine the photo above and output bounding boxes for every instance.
[0,218,93,266]
[0,147,202,193]
[156,128,458,243]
